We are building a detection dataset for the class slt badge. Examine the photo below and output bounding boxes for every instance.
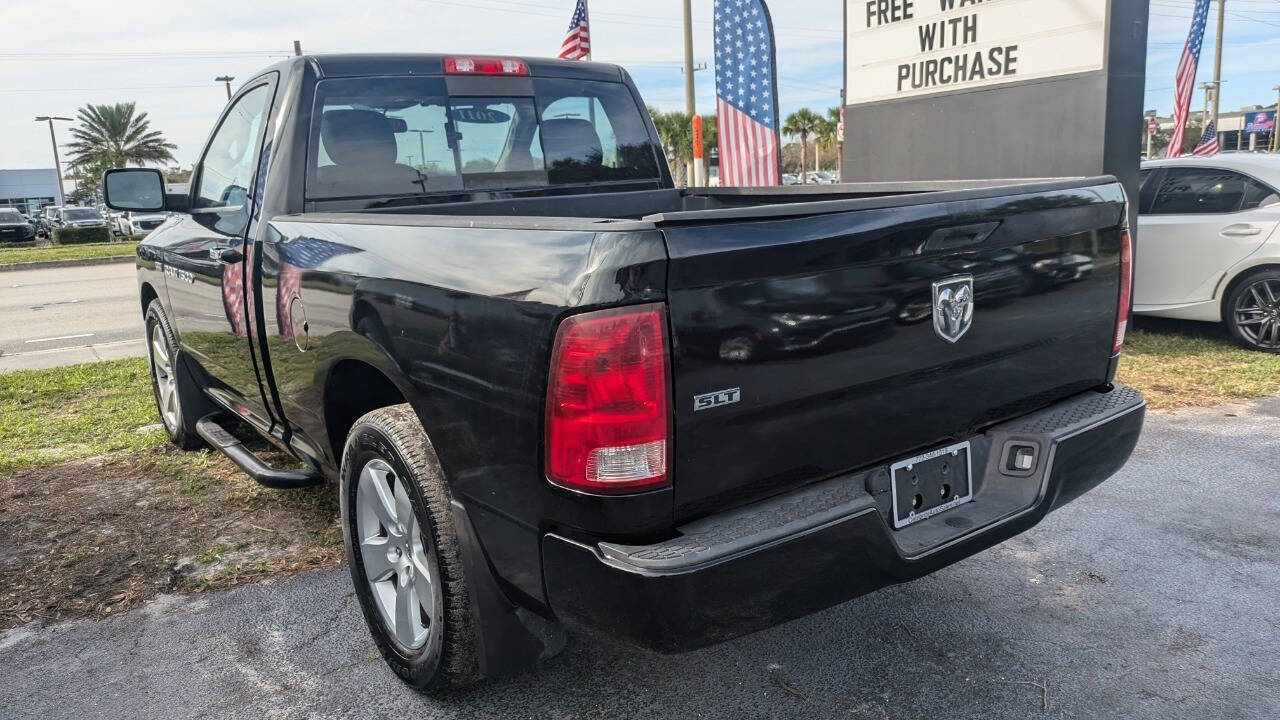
[932,275,974,343]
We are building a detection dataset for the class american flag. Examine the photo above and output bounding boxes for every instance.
[1191,120,1220,156]
[713,0,781,186]
[558,0,591,61]
[275,236,358,339]
[221,242,251,338]
[1166,0,1211,159]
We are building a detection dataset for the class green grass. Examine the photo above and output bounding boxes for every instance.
[1119,328,1280,410]
[0,241,138,266]
[0,357,168,473]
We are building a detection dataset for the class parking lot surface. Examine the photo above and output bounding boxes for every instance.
[1,398,1277,719]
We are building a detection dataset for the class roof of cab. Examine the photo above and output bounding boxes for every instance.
[304,53,625,83]
[1143,153,1280,175]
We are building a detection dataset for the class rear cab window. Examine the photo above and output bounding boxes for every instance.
[306,75,662,203]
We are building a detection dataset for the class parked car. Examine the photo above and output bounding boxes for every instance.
[104,53,1143,692]
[0,207,36,243]
[35,205,62,238]
[113,210,169,237]
[1137,155,1280,352]
[805,170,837,184]
[54,206,109,230]
[781,173,800,185]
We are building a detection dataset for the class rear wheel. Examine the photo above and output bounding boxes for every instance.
[1225,270,1280,353]
[340,405,482,691]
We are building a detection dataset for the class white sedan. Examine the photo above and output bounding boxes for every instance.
[1136,154,1280,352]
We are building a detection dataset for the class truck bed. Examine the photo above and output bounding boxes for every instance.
[280,175,1127,524]
[303,176,1111,228]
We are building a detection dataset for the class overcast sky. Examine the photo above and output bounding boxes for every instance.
[0,0,1276,171]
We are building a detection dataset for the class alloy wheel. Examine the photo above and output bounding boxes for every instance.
[355,458,439,650]
[149,323,180,432]
[1233,278,1280,350]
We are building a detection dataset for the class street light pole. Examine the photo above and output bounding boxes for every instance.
[215,76,235,100]
[34,116,72,205]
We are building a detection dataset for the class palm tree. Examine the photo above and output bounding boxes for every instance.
[783,108,823,183]
[65,102,177,171]
[813,114,838,174]
[649,108,693,186]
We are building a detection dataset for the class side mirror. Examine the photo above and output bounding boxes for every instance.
[104,168,167,212]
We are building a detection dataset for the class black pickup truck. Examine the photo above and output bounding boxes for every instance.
[103,54,1144,690]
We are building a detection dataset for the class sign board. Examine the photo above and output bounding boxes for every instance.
[1148,117,1158,135]
[1244,110,1276,135]
[845,0,1108,105]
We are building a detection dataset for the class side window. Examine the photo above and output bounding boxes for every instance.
[1149,168,1252,215]
[194,83,271,220]
[1241,178,1280,211]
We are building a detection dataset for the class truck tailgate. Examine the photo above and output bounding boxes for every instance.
[659,181,1127,521]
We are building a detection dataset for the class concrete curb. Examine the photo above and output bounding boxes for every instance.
[0,255,135,273]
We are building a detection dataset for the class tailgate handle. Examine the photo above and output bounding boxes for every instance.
[924,222,1000,252]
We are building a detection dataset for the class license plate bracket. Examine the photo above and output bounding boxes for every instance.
[889,441,973,529]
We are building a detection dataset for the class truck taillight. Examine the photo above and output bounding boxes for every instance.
[1114,229,1133,354]
[545,304,670,493]
[443,56,529,76]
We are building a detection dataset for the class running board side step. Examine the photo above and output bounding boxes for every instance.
[195,416,323,489]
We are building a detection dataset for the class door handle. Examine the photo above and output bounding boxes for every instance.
[209,246,243,264]
[1221,225,1262,237]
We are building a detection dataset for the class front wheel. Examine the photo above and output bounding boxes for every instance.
[340,405,482,691]
[1225,270,1280,353]
[144,300,208,449]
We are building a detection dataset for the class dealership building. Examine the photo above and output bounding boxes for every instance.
[1149,106,1278,153]
[0,168,63,214]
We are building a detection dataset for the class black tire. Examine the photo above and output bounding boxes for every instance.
[144,300,209,449]
[340,404,482,691]
[1224,269,1280,354]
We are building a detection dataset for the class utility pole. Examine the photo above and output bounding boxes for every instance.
[682,0,703,187]
[34,116,71,205]
[408,130,432,170]
[215,76,235,100]
[294,40,303,57]
[1211,0,1225,131]
[1272,84,1279,152]
[1198,82,1215,129]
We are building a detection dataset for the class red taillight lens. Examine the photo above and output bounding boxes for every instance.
[1114,229,1133,354]
[545,304,670,493]
[443,56,529,76]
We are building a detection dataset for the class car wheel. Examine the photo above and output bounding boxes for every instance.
[145,300,209,449]
[340,404,482,691]
[1225,270,1280,353]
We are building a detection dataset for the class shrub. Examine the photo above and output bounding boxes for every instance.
[53,226,112,245]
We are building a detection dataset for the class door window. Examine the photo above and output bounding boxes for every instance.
[194,83,272,230]
[1149,168,1257,215]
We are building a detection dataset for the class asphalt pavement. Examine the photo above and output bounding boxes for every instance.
[0,261,145,372]
[1,399,1278,719]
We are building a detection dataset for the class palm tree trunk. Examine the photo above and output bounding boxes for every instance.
[800,136,809,184]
